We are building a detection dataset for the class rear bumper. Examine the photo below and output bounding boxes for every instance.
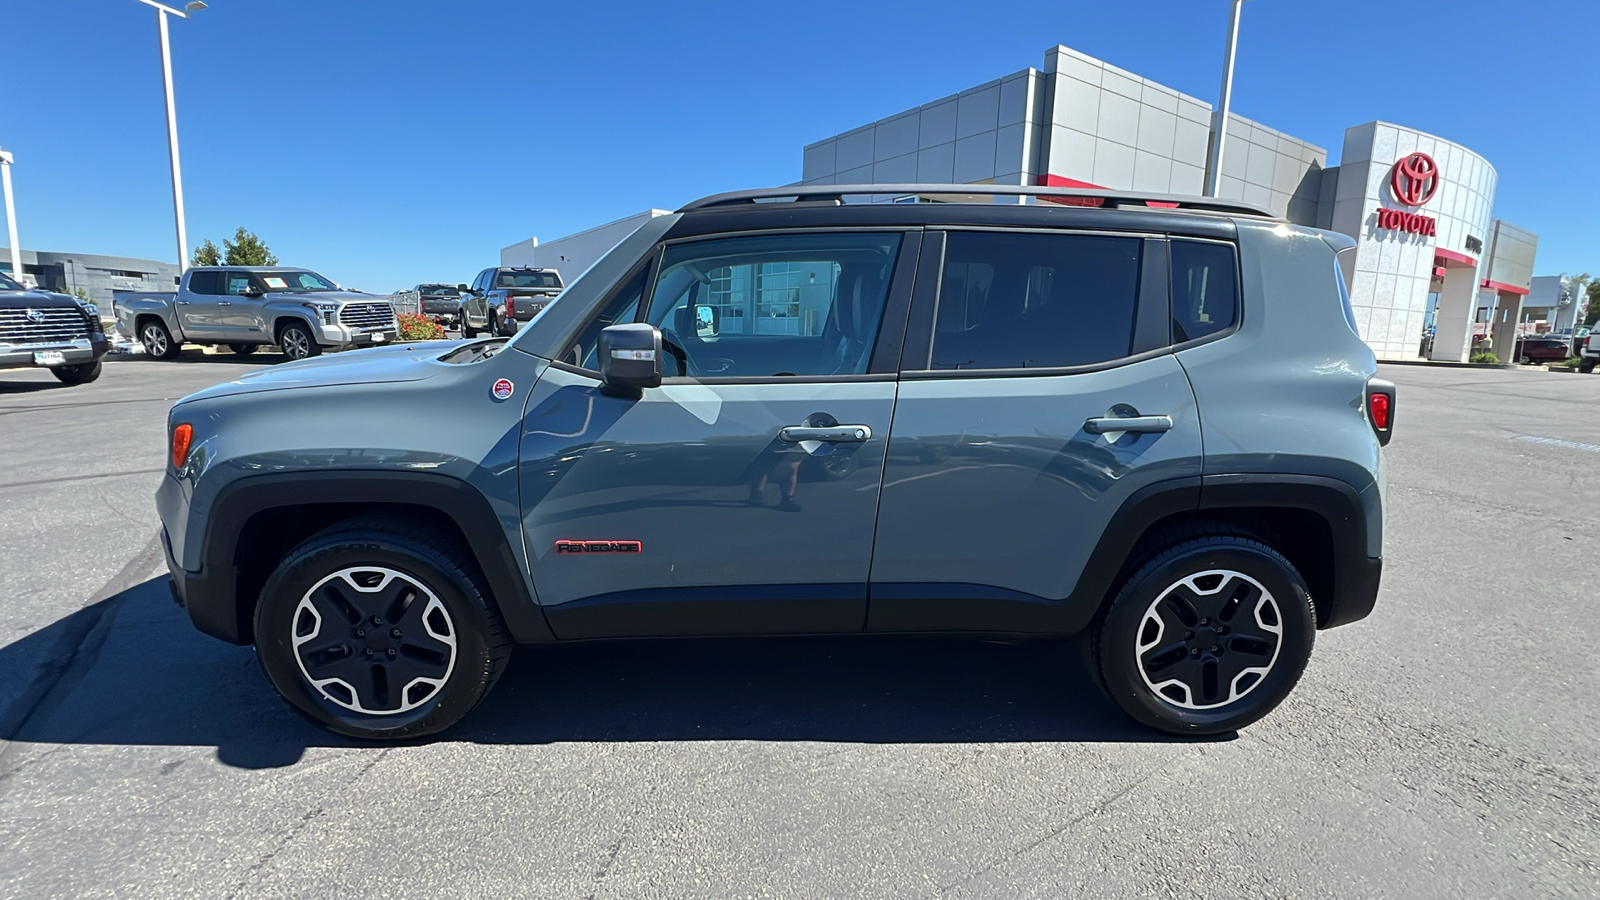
[0,335,108,369]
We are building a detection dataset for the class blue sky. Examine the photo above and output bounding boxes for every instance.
[3,0,1596,292]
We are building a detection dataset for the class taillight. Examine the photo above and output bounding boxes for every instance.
[506,295,515,317]
[171,423,193,468]
[1365,378,1396,446]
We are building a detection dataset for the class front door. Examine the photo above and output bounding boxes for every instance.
[219,270,271,341]
[518,230,919,638]
[868,230,1209,631]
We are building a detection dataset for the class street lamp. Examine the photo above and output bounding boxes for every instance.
[136,0,206,272]
[0,148,20,284]
[1202,0,1248,198]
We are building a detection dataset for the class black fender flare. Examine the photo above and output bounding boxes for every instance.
[187,471,553,645]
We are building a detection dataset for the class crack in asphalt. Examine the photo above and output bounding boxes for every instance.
[0,468,166,492]
[0,532,166,790]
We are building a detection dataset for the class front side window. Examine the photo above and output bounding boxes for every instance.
[225,271,259,296]
[929,232,1142,370]
[1170,240,1239,343]
[568,265,648,371]
[642,233,902,378]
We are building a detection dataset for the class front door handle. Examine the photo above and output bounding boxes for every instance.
[175,300,190,306]
[1083,415,1172,435]
[780,424,872,443]
[217,300,233,306]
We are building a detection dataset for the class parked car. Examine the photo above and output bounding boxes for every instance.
[1513,337,1572,365]
[393,284,463,326]
[114,267,397,361]
[458,267,563,338]
[158,183,1392,740]
[0,271,109,384]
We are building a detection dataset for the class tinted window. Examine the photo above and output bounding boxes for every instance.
[569,265,648,371]
[187,271,224,295]
[644,232,901,378]
[224,271,257,295]
[929,232,1141,370]
[496,270,562,289]
[1170,240,1238,343]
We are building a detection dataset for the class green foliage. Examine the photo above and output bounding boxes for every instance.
[1559,357,1582,370]
[396,312,445,341]
[222,227,278,266]
[1469,351,1500,364]
[1585,279,1600,327]
[190,239,221,267]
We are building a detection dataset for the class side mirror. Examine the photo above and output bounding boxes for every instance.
[597,322,662,397]
[456,284,470,293]
[241,284,264,298]
[694,304,720,337]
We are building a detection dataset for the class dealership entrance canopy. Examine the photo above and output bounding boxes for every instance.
[799,44,1538,362]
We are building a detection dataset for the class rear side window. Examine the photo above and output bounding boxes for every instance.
[1170,240,1238,343]
[930,232,1142,370]
[187,271,223,295]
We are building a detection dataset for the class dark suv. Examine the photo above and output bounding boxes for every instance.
[459,267,563,338]
[0,272,109,384]
[159,184,1392,740]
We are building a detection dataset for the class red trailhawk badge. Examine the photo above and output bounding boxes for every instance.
[490,378,514,400]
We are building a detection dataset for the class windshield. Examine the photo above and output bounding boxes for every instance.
[419,284,459,296]
[0,272,23,291]
[257,270,339,292]
[496,271,561,289]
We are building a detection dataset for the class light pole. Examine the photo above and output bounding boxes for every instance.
[1202,0,1248,198]
[0,149,20,284]
[137,0,206,272]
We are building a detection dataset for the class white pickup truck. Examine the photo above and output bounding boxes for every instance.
[113,266,397,361]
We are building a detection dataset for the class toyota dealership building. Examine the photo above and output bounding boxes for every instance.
[798,44,1540,362]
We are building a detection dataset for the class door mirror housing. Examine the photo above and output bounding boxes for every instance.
[456,283,470,293]
[597,323,662,397]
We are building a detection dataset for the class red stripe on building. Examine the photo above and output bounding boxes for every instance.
[1480,279,1530,296]
[1433,248,1477,267]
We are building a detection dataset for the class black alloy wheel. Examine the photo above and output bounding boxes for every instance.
[1095,533,1315,736]
[50,360,103,384]
[254,522,510,739]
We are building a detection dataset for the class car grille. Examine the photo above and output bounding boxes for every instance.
[339,302,395,330]
[0,308,90,345]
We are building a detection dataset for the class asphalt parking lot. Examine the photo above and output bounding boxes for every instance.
[1,355,1597,898]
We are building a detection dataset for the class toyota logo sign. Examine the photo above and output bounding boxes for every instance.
[25,308,46,324]
[1390,152,1440,207]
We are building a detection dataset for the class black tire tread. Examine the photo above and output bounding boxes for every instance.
[261,518,512,739]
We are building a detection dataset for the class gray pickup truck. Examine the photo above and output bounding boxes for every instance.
[114,266,397,361]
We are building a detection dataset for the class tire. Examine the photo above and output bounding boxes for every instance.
[254,522,512,740]
[140,319,182,360]
[1094,534,1316,736]
[461,314,478,339]
[278,322,322,361]
[50,360,102,385]
[488,312,502,337]
[1581,359,1596,374]
[230,343,259,356]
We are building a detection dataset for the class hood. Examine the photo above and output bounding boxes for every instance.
[0,288,84,311]
[176,339,475,404]
[264,290,388,305]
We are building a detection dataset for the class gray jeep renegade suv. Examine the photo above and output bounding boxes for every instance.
[159,184,1393,740]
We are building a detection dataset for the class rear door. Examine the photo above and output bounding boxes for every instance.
[867,229,1207,631]
[176,270,225,337]
[519,230,920,639]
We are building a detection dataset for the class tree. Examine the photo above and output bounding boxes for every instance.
[1585,279,1600,327]
[223,227,278,266]
[190,239,221,267]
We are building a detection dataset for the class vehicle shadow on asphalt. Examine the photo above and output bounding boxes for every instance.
[0,577,1226,770]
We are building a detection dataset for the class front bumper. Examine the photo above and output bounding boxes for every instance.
[0,334,109,370]
[316,323,399,349]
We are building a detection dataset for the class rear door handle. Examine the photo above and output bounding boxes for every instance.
[780,425,872,443]
[1083,415,1172,435]
[217,301,232,306]
[175,300,190,306]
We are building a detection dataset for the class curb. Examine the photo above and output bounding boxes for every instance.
[1377,359,1515,370]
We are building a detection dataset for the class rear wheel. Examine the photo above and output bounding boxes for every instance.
[230,343,259,356]
[50,360,102,384]
[254,523,511,739]
[461,312,478,339]
[278,322,322,361]
[1095,534,1316,736]
[140,319,182,359]
[1581,358,1596,374]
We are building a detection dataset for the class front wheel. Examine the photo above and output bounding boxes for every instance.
[50,360,102,384]
[1520,355,1532,365]
[278,322,322,361]
[1095,534,1315,736]
[461,313,478,339]
[254,523,511,739]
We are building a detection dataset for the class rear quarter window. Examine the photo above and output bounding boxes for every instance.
[1170,240,1238,343]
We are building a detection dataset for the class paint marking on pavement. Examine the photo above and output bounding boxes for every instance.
[1514,435,1600,454]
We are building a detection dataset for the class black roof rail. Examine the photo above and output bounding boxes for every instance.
[679,183,1279,218]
